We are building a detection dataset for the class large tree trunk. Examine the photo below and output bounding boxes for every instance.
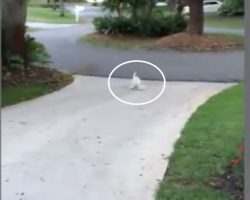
[168,0,176,11]
[186,0,204,35]
[176,0,184,15]
[169,0,186,14]
[115,0,122,18]
[2,0,27,65]
[147,0,155,17]
[59,0,65,17]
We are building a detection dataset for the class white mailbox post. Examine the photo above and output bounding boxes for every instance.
[74,5,85,23]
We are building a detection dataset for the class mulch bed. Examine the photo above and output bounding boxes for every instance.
[2,66,73,89]
[155,32,243,52]
[208,166,243,200]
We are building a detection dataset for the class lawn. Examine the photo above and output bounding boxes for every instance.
[204,14,244,29]
[152,9,243,29]
[210,33,244,44]
[26,27,40,32]
[27,6,76,24]
[2,83,55,107]
[155,8,243,29]
[156,84,243,200]
[2,67,73,107]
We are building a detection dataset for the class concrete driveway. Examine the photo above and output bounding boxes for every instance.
[2,76,233,200]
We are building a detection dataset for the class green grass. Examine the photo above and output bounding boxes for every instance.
[26,27,40,32]
[156,84,243,200]
[2,83,55,107]
[80,33,158,50]
[28,0,86,6]
[152,9,243,29]
[204,14,244,29]
[163,11,243,29]
[2,68,73,107]
[27,7,76,24]
[209,33,244,44]
[28,0,46,7]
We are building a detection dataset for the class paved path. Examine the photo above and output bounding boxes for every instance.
[2,76,233,200]
[29,23,244,82]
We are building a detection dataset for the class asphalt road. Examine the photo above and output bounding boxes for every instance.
[27,4,244,82]
[30,23,244,82]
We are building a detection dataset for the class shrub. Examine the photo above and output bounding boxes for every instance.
[93,16,136,35]
[93,14,187,37]
[2,34,51,74]
[218,0,244,16]
[25,34,51,66]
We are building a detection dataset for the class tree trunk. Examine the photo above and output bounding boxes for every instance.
[168,0,176,11]
[47,0,51,7]
[176,0,184,15]
[59,0,65,17]
[115,0,122,18]
[2,0,27,65]
[186,0,204,35]
[53,0,57,11]
[147,0,155,17]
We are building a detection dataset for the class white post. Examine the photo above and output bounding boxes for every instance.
[75,5,79,23]
[74,5,85,23]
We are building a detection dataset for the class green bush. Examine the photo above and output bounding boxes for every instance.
[2,34,51,74]
[218,0,244,16]
[93,14,187,37]
[25,34,51,65]
[93,16,135,35]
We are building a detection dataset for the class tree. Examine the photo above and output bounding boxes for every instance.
[102,0,153,19]
[186,0,204,35]
[102,0,125,18]
[168,0,178,10]
[147,0,156,16]
[219,0,244,16]
[52,0,57,11]
[2,0,28,66]
[59,0,65,17]
[176,0,184,15]
[168,0,186,14]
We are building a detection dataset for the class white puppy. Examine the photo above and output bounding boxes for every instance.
[130,72,145,90]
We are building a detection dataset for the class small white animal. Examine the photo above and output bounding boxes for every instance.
[130,72,145,90]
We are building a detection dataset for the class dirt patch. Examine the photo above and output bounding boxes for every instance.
[81,32,157,50]
[208,167,243,200]
[155,32,243,52]
[2,66,73,89]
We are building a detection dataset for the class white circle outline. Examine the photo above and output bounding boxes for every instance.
[108,60,166,106]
